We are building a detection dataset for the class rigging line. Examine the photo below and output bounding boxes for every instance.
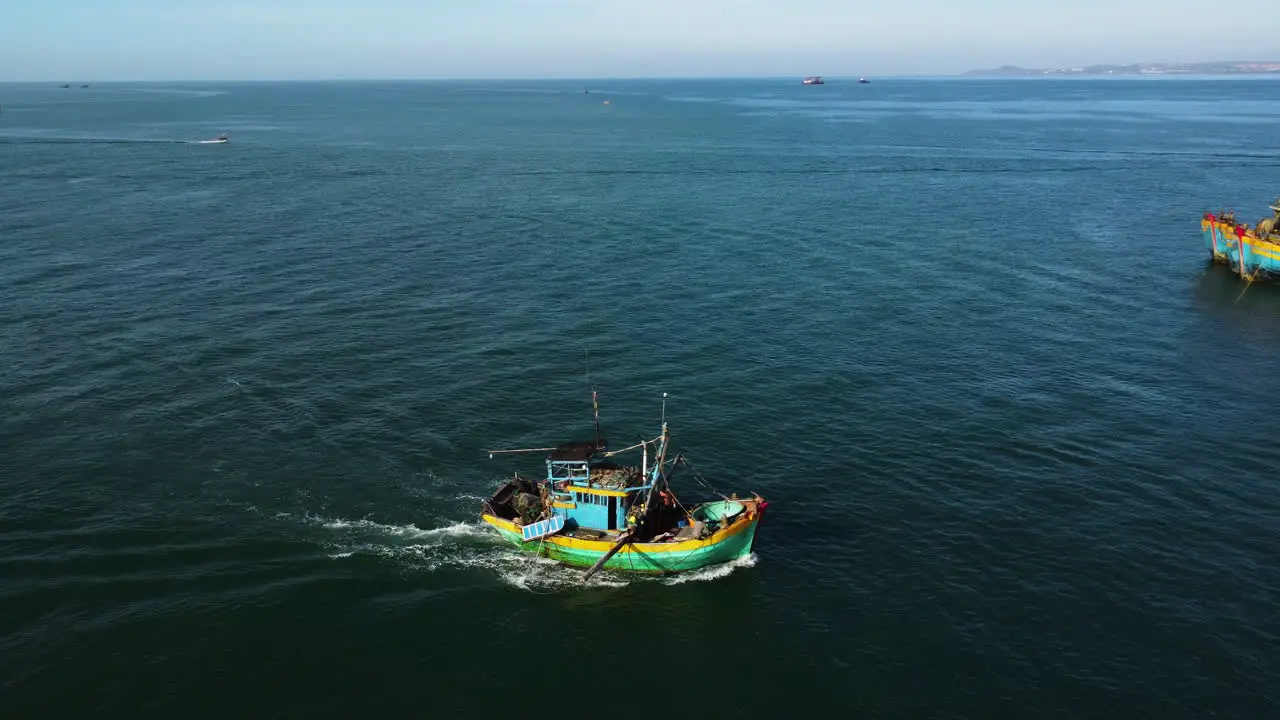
[661,536,712,575]
[1235,263,1264,304]
[523,530,549,593]
[600,434,664,457]
[676,453,730,501]
[681,455,715,492]
[523,498,561,594]
[662,477,695,523]
[655,474,696,525]
[662,512,752,575]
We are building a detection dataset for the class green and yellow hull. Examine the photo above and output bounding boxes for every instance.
[481,500,765,575]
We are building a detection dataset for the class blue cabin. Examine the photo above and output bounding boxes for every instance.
[542,440,657,533]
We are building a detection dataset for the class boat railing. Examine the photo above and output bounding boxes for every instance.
[547,461,591,482]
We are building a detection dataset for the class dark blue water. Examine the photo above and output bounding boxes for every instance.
[2,78,1279,717]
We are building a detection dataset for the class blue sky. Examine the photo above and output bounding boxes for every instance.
[2,0,1272,80]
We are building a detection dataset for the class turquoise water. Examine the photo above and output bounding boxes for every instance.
[2,78,1279,717]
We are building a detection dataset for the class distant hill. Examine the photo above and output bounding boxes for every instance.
[963,61,1280,76]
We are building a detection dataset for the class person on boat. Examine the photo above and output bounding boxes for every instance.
[626,500,645,528]
[658,489,675,508]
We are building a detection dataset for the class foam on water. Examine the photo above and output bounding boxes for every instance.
[302,513,752,592]
[310,515,627,591]
[310,515,486,541]
[662,552,757,585]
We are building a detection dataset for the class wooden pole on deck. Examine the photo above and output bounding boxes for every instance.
[581,528,635,581]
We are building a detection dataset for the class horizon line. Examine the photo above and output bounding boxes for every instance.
[6,73,1280,84]
[5,74,937,83]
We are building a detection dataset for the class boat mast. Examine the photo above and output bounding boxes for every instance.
[592,390,602,450]
[644,397,672,508]
[654,393,670,482]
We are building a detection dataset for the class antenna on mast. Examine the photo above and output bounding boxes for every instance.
[586,348,602,450]
[592,389,602,450]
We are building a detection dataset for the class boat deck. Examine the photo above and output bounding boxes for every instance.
[579,465,642,490]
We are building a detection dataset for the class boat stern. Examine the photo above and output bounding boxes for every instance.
[480,512,525,546]
[1202,212,1280,281]
[1203,216,1228,261]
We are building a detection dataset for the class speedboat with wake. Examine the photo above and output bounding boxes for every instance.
[199,133,229,144]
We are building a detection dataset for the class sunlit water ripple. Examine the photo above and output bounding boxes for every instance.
[1,78,1278,717]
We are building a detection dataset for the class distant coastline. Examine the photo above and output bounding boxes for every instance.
[963,61,1280,77]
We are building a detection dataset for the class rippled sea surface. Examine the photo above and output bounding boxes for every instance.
[2,78,1279,717]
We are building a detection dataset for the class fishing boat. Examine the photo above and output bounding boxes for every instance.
[802,76,825,85]
[1202,199,1280,282]
[480,393,768,580]
[859,76,870,84]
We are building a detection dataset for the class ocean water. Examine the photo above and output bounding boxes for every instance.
[2,77,1279,717]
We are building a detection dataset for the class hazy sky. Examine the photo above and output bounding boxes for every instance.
[2,0,1271,81]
